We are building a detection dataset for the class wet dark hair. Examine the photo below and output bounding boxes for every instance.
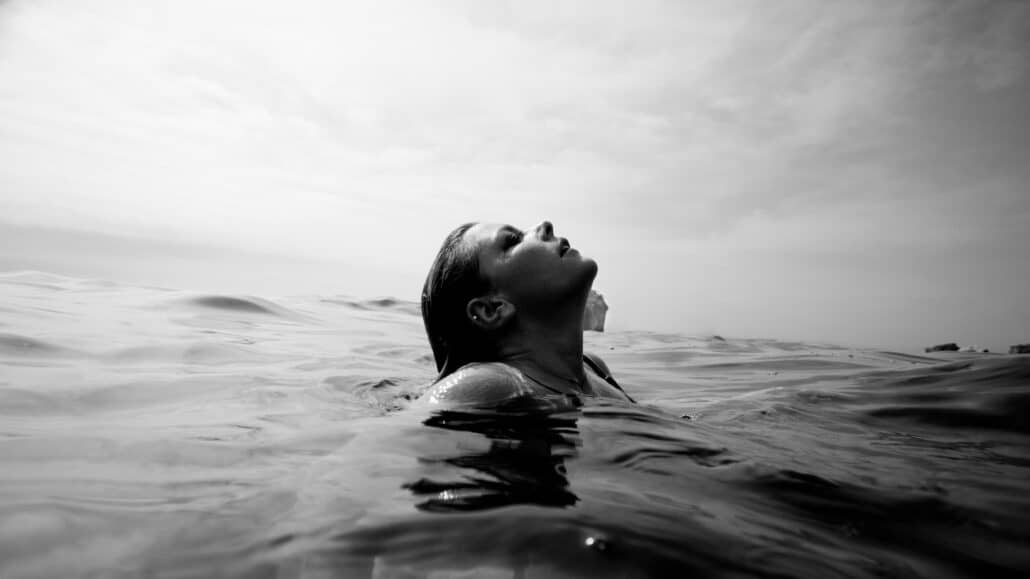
[421,222,493,379]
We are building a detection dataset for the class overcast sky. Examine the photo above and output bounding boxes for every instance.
[1,0,1028,351]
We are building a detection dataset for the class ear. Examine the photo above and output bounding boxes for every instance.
[466,296,515,330]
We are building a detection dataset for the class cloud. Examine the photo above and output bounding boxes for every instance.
[1,0,1027,348]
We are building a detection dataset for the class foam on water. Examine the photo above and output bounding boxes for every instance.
[0,271,1027,578]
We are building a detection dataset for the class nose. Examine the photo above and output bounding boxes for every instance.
[535,220,555,240]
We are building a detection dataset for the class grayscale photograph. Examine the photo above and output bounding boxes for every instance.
[0,1,1027,577]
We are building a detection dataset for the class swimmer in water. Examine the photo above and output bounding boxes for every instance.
[419,221,634,408]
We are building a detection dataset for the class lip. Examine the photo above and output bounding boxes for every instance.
[558,238,571,257]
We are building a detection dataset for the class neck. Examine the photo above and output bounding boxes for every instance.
[496,295,589,388]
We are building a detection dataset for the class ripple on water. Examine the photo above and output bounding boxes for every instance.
[3,272,1029,578]
[321,297,420,316]
[842,357,1030,434]
[188,296,280,315]
[0,333,81,359]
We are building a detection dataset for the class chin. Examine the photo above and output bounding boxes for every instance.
[574,256,599,291]
[584,256,598,278]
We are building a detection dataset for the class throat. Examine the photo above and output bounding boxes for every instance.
[494,306,590,394]
[520,366,586,395]
[510,357,588,396]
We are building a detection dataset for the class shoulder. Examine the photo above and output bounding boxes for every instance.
[583,351,613,379]
[584,351,635,403]
[419,362,535,407]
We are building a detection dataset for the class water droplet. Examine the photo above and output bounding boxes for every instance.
[584,536,609,552]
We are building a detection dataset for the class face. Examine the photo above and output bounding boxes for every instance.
[465,221,598,311]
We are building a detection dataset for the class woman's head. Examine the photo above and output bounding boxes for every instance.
[422,221,597,377]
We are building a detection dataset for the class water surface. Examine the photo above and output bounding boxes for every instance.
[0,271,1027,578]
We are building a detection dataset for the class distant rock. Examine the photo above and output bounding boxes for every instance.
[1009,344,1030,354]
[924,342,959,353]
[583,290,608,332]
[710,335,726,342]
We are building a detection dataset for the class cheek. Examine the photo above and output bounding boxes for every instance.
[515,248,561,278]
[493,252,555,291]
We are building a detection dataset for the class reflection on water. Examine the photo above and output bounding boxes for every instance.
[407,409,581,512]
[2,272,1029,578]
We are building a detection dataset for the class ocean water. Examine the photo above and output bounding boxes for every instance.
[0,270,1027,579]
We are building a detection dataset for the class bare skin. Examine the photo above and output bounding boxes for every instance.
[421,221,631,408]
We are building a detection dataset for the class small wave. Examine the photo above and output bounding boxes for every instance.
[187,295,279,315]
[321,297,420,316]
[765,340,819,352]
[874,350,946,364]
[0,270,75,289]
[692,357,872,372]
[746,465,1026,577]
[176,295,315,323]
[0,333,80,358]
[607,436,735,471]
[0,270,131,292]
[582,404,739,471]
[842,357,1030,433]
[0,388,70,415]
[104,342,269,365]
[319,376,423,412]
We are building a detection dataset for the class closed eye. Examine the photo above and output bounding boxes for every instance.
[503,230,522,250]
